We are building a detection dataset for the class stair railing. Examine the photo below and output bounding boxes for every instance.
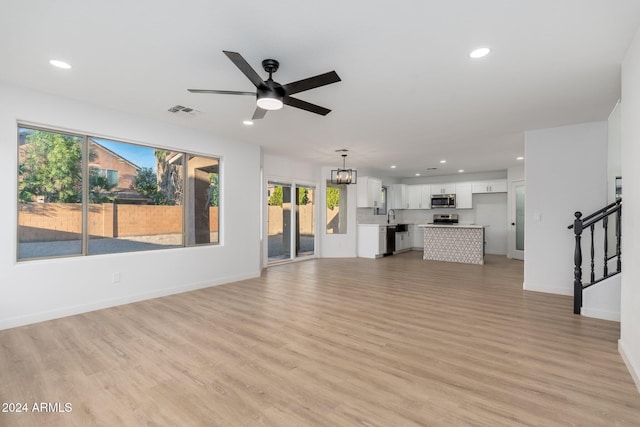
[568,199,622,315]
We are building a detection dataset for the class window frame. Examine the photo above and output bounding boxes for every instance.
[16,122,222,261]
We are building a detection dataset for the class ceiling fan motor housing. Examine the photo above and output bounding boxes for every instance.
[257,80,286,110]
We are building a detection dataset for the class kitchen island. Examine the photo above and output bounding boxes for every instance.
[418,224,486,265]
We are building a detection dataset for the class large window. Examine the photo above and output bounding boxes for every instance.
[17,125,220,260]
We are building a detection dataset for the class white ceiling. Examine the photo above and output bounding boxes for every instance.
[2,1,640,178]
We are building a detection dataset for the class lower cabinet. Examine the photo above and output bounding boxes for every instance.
[357,225,386,258]
[395,231,410,252]
[409,225,423,249]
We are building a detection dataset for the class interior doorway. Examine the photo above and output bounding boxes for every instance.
[509,180,525,260]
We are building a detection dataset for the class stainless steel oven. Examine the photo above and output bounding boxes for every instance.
[431,194,456,208]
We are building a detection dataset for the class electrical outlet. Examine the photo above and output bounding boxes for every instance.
[112,272,121,284]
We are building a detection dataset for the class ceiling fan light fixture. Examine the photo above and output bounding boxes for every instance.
[256,96,283,111]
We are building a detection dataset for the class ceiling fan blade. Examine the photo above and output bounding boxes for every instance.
[284,96,331,116]
[283,71,341,95]
[252,106,267,120]
[188,89,256,95]
[223,50,265,88]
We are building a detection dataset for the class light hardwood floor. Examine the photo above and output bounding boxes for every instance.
[1,253,639,426]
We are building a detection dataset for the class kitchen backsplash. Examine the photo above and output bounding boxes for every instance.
[357,208,477,224]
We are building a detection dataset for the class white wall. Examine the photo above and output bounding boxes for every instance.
[0,83,262,330]
[582,276,621,322]
[524,121,608,295]
[620,26,640,393]
[608,100,622,203]
[319,167,358,258]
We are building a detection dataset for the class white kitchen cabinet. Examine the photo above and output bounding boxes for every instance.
[471,180,507,194]
[357,176,383,208]
[408,184,430,209]
[395,231,410,252]
[357,224,386,258]
[410,225,424,249]
[430,183,456,195]
[390,184,409,209]
[455,182,473,209]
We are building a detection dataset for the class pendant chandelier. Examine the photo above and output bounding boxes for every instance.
[331,150,357,185]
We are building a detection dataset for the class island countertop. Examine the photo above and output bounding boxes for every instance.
[417,224,486,229]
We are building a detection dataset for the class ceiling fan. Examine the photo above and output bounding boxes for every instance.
[188,50,341,120]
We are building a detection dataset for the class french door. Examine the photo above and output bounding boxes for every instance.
[267,180,315,263]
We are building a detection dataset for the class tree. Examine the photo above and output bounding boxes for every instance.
[19,129,82,203]
[155,150,182,205]
[326,187,340,210]
[133,167,158,198]
[133,167,173,205]
[269,186,283,206]
[298,187,309,205]
[209,173,219,207]
[89,167,117,203]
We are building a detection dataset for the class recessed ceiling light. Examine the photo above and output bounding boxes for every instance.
[516,156,524,160]
[243,120,254,125]
[469,47,491,59]
[439,160,446,164]
[390,165,397,169]
[49,59,71,69]
[415,173,421,176]
[458,169,464,173]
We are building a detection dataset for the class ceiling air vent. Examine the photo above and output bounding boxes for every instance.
[167,105,202,118]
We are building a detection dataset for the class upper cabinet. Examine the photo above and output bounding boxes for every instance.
[384,179,506,210]
[455,182,472,209]
[357,176,383,208]
[390,184,409,209]
[471,180,507,194]
[408,184,430,209]
[430,183,456,195]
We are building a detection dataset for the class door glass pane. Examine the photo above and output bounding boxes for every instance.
[268,182,291,261]
[296,185,315,257]
[516,184,525,251]
[326,182,347,234]
[18,127,84,259]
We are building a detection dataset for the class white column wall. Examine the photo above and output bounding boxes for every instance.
[524,121,608,295]
[620,26,640,393]
[319,166,358,258]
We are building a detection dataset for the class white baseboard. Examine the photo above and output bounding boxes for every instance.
[523,282,573,296]
[0,271,260,331]
[485,250,507,256]
[581,307,620,322]
[619,339,640,395]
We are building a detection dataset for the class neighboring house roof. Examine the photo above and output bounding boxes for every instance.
[89,138,141,171]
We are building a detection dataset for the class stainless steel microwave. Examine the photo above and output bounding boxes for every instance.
[431,194,456,208]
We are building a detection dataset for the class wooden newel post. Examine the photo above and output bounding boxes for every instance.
[573,211,583,315]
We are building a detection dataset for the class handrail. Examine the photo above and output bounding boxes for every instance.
[568,199,621,229]
[582,203,621,229]
[569,199,622,315]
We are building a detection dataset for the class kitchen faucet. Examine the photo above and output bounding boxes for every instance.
[387,209,396,224]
